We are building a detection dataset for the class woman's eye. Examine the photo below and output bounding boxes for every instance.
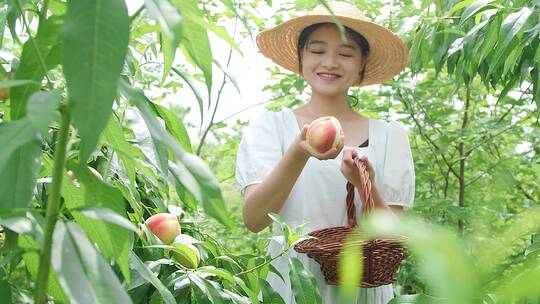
[310,50,324,54]
[340,54,354,58]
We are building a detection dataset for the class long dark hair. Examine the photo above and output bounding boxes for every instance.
[297,23,370,84]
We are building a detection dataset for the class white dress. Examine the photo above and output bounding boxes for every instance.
[235,108,415,304]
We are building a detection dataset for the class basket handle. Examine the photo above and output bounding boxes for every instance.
[345,157,375,228]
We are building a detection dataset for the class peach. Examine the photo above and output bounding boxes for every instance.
[144,213,181,244]
[306,116,342,153]
[171,243,200,269]
[0,71,12,102]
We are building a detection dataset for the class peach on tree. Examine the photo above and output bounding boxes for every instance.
[144,213,181,245]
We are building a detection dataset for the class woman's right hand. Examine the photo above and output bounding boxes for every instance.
[295,124,345,160]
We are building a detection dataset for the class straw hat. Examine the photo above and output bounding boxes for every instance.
[256,1,409,87]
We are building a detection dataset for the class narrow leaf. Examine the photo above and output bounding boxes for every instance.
[0,90,62,210]
[176,0,213,103]
[129,253,176,304]
[18,235,67,302]
[0,79,39,89]
[51,221,132,303]
[153,103,193,153]
[259,279,285,304]
[101,116,137,185]
[171,66,204,124]
[63,0,129,163]
[73,207,137,232]
[144,0,183,46]
[60,164,131,283]
[460,0,495,24]
[288,257,322,304]
[10,16,63,120]
[498,7,532,53]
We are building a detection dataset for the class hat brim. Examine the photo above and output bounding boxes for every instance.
[256,15,409,87]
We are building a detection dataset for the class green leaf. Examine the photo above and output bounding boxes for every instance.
[478,14,500,65]
[0,121,40,176]
[338,233,363,301]
[487,35,520,81]
[0,9,6,50]
[168,159,232,229]
[205,24,242,55]
[460,0,495,24]
[0,279,12,304]
[129,253,176,304]
[161,33,175,83]
[409,26,426,73]
[221,0,254,40]
[171,66,204,124]
[0,90,62,210]
[197,266,235,283]
[175,0,213,103]
[363,212,478,304]
[213,59,240,93]
[60,164,131,284]
[72,207,137,232]
[63,0,129,163]
[288,257,321,304]
[144,0,183,47]
[101,115,137,185]
[49,0,67,15]
[119,81,234,229]
[10,15,63,120]
[388,294,439,304]
[0,142,42,210]
[525,242,540,257]
[499,7,532,51]
[535,67,540,113]
[448,0,475,16]
[18,235,67,302]
[153,103,193,153]
[0,216,35,235]
[486,6,532,80]
[51,221,132,303]
[5,0,26,44]
[259,279,285,304]
[188,273,224,303]
[493,254,540,301]
[0,79,39,89]
[231,275,259,303]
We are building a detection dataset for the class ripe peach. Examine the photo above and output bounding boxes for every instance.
[171,243,200,269]
[0,71,12,102]
[144,213,181,244]
[306,116,342,153]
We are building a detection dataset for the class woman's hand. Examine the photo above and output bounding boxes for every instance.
[340,149,375,188]
[296,124,345,160]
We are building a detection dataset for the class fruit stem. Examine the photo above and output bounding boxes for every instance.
[34,102,71,303]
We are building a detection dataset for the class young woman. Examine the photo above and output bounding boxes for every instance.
[235,2,415,303]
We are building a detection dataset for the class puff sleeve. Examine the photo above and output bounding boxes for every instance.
[379,121,415,209]
[235,111,284,196]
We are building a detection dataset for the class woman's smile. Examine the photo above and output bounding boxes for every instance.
[317,72,342,81]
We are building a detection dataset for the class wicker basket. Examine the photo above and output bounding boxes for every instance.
[294,157,407,287]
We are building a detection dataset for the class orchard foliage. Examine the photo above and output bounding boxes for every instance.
[0,0,539,303]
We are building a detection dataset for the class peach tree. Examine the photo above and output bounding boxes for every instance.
[0,0,319,303]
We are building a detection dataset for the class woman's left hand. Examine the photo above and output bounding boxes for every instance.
[340,149,375,188]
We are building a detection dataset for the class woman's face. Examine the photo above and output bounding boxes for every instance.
[300,24,363,97]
